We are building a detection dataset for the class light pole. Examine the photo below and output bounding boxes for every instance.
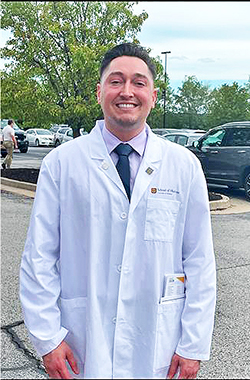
[161,51,171,129]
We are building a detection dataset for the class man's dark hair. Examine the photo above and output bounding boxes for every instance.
[8,119,14,125]
[100,43,156,80]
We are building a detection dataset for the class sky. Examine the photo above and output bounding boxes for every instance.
[133,1,250,91]
[1,1,250,92]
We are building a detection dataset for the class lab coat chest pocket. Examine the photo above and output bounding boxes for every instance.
[60,297,87,361]
[153,298,185,377]
[145,199,180,242]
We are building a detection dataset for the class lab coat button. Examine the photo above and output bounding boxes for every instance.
[101,161,109,170]
[120,212,127,219]
[112,317,117,324]
[117,264,122,272]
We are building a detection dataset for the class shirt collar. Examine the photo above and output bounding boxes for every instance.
[102,124,148,157]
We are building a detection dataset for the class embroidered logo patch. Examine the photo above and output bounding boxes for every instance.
[151,187,157,194]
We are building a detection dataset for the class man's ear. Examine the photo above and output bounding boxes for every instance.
[151,88,158,109]
[97,83,101,104]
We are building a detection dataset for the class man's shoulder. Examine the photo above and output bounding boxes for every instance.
[3,125,12,134]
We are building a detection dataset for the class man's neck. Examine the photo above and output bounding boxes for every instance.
[105,122,146,142]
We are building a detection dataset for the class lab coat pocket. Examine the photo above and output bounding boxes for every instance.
[153,297,185,377]
[145,199,180,241]
[60,297,87,362]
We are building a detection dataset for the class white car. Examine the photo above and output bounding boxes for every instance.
[53,126,71,147]
[162,130,205,147]
[26,128,54,147]
[61,128,87,144]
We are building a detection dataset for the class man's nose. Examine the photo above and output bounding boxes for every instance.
[120,81,134,97]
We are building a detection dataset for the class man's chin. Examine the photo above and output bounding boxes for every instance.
[111,116,140,129]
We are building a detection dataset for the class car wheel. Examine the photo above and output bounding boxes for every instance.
[35,139,39,147]
[20,147,28,153]
[244,172,250,201]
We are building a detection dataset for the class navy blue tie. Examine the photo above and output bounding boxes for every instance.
[114,143,134,201]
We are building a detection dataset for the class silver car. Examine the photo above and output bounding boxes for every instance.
[53,127,71,146]
[162,130,205,147]
[61,128,87,144]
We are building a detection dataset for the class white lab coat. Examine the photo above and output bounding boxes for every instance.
[20,120,216,379]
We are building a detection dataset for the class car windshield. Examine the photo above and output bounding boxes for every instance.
[59,128,70,133]
[36,130,52,135]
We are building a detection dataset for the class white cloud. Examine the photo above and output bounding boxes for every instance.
[1,2,249,87]
[134,1,250,85]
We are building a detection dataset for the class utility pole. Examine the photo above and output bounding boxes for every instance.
[161,51,171,129]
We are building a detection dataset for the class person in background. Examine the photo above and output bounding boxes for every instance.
[20,43,216,379]
[2,119,18,169]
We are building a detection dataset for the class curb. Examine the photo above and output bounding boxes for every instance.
[209,194,231,211]
[1,177,37,192]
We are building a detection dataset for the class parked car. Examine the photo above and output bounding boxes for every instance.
[61,128,88,144]
[162,130,205,147]
[26,128,54,146]
[188,121,250,200]
[1,119,29,157]
[49,124,69,134]
[53,126,71,146]
[152,128,184,135]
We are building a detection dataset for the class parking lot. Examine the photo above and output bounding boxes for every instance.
[1,146,54,169]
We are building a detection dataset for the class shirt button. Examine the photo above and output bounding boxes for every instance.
[120,212,127,219]
[112,317,117,324]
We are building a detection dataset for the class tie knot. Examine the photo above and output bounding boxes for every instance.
[114,143,133,157]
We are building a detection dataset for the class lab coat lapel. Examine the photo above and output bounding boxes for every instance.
[130,130,163,213]
[88,123,127,197]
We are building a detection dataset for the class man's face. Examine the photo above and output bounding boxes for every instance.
[97,56,157,138]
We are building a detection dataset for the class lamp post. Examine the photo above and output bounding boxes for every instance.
[161,50,171,129]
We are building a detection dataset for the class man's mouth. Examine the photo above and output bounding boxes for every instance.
[116,103,137,109]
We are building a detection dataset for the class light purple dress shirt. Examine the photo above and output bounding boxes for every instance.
[102,124,148,193]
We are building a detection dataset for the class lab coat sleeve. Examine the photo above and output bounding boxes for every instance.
[19,158,68,357]
[176,163,216,361]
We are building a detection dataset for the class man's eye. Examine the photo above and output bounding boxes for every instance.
[135,81,146,87]
[111,80,121,85]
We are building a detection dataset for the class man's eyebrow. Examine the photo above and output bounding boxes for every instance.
[108,71,124,78]
[133,73,149,81]
[107,72,149,81]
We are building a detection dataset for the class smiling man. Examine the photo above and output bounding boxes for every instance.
[97,53,157,139]
[20,43,216,379]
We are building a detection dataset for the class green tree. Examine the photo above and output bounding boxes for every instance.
[1,68,61,128]
[1,1,148,134]
[173,75,210,130]
[207,81,250,127]
[147,55,174,129]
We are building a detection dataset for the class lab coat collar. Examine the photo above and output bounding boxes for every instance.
[89,120,164,205]
[89,120,128,198]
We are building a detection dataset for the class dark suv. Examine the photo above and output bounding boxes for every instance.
[1,119,29,157]
[188,121,250,200]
